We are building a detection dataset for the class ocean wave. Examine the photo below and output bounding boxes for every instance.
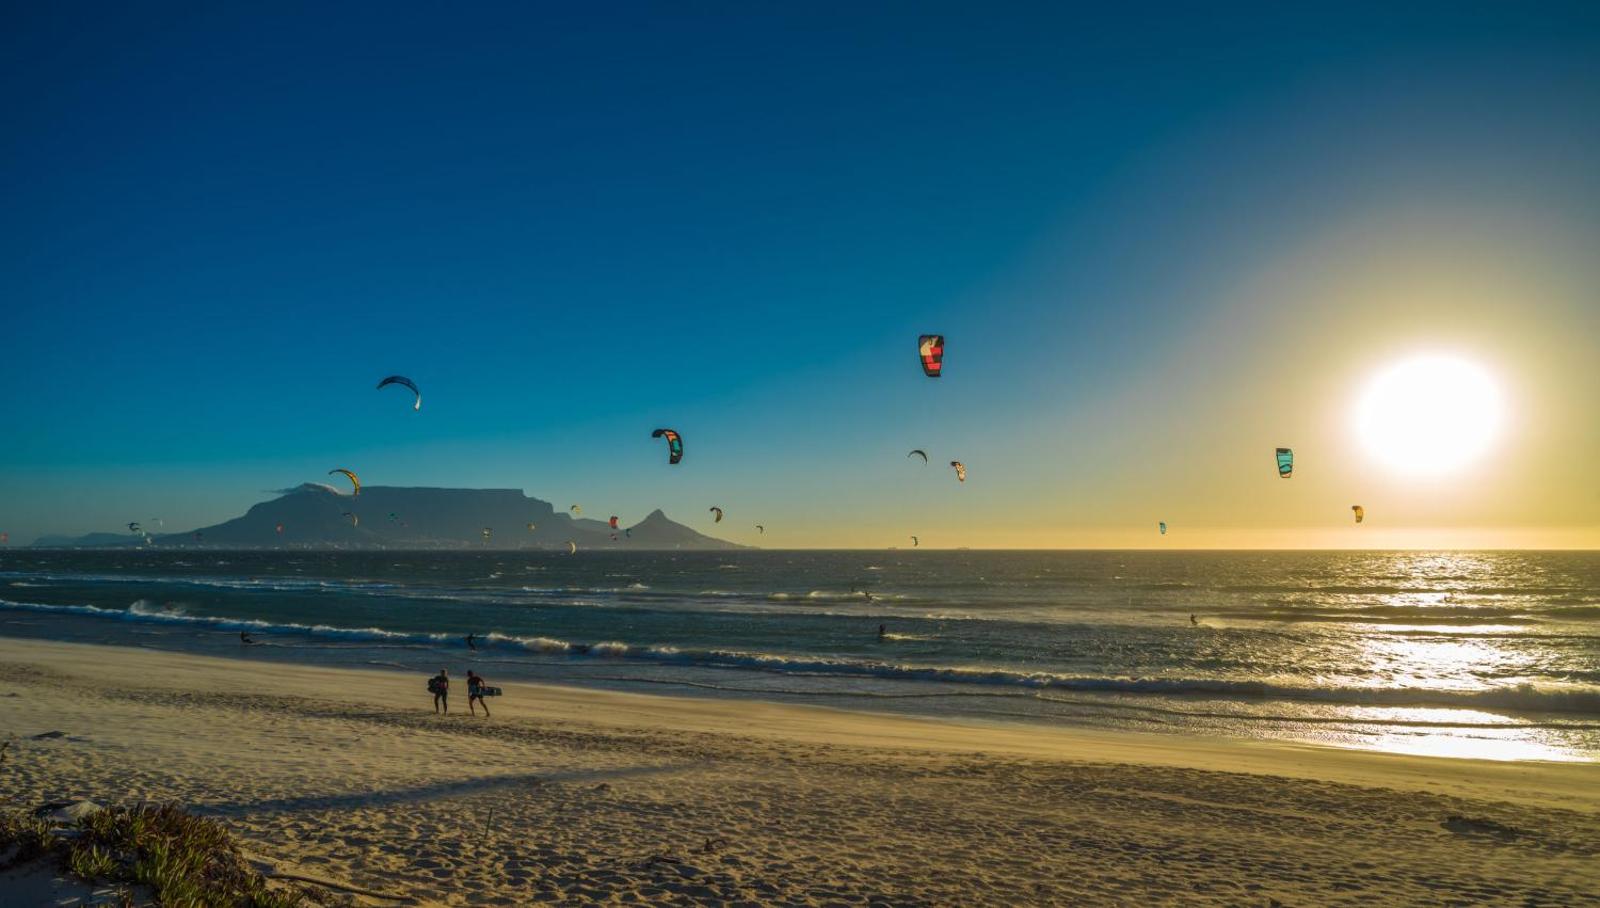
[1381,627,1600,642]
[1214,583,1569,596]
[5,595,1597,718]
[0,570,743,611]
[1,597,454,645]
[767,589,906,603]
[0,571,400,595]
[1549,605,1600,619]
[1214,604,1547,625]
[1028,693,1600,730]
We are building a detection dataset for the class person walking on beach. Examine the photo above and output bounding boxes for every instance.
[467,670,490,717]
[430,668,450,714]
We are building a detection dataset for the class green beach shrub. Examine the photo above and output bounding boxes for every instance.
[0,805,341,907]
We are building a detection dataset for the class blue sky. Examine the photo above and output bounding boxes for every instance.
[3,3,1598,546]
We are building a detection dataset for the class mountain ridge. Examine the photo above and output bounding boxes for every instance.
[32,486,749,550]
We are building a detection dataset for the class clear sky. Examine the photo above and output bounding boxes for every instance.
[2,2,1597,548]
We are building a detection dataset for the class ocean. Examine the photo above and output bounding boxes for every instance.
[3,549,1597,762]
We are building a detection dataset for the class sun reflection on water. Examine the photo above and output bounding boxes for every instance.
[1320,724,1586,762]
[1298,552,1595,761]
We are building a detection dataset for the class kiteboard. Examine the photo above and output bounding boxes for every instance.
[472,687,503,697]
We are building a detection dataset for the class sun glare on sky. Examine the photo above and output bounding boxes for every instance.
[1354,354,1505,478]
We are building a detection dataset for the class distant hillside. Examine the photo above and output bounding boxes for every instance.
[30,532,142,548]
[33,485,749,551]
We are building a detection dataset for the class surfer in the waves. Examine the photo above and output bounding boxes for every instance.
[239,631,255,646]
[465,633,477,652]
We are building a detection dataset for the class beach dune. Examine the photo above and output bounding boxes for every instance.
[1,638,1596,906]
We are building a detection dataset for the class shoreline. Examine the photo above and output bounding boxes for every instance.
[4,637,1597,811]
[6,594,1598,759]
[3,637,1599,905]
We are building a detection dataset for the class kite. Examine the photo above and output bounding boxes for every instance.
[911,535,919,547]
[482,527,492,540]
[651,428,684,464]
[1159,522,1168,535]
[1352,505,1365,524]
[329,468,360,496]
[709,506,724,523]
[343,512,359,527]
[566,540,577,554]
[609,516,619,530]
[918,334,944,377]
[377,375,421,411]
[907,449,928,463]
[526,522,537,532]
[127,522,142,534]
[755,525,764,534]
[624,528,632,538]
[1275,448,1294,479]
[570,504,582,515]
[949,461,966,482]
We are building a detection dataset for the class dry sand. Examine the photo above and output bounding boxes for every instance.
[1,637,1597,906]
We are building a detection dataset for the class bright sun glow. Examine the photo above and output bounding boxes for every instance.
[1355,354,1504,477]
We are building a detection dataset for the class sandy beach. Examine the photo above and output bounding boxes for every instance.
[1,637,1596,906]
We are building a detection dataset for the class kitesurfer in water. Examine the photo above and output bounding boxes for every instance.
[430,668,450,714]
[467,670,490,717]
[1189,614,1198,626]
[877,623,887,642]
[466,632,477,651]
[239,631,254,645]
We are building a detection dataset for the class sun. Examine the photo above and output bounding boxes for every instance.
[1354,354,1504,477]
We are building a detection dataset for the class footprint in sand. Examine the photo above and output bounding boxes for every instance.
[1442,815,1525,843]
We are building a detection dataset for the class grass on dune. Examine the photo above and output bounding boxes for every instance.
[1,804,344,907]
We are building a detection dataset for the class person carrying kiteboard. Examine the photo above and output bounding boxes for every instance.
[428,668,450,714]
[467,669,491,717]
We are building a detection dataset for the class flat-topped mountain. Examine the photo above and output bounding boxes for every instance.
[35,485,748,550]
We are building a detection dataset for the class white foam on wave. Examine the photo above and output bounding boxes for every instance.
[5,596,1598,718]
[1,597,451,645]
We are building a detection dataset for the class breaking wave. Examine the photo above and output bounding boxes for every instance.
[4,596,1597,718]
